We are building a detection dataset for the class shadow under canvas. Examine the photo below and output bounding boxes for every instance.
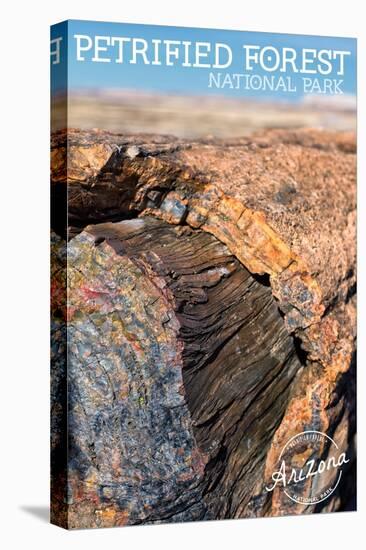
[20,506,49,523]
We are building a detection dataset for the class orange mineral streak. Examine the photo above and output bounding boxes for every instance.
[145,184,325,329]
[67,144,114,182]
[51,140,114,183]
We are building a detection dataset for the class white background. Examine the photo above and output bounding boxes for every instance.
[0,0,364,548]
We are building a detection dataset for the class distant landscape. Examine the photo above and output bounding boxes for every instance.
[52,89,356,137]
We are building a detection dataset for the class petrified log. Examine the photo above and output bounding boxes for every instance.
[51,128,356,528]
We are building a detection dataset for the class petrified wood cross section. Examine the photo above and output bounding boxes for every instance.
[51,128,356,528]
[53,218,300,527]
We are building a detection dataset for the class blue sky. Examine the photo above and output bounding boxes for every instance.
[51,20,356,101]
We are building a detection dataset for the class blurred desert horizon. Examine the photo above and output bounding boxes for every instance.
[52,88,356,138]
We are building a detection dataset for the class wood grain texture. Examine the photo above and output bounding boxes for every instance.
[52,218,301,526]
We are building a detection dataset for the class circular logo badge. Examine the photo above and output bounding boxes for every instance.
[265,430,349,505]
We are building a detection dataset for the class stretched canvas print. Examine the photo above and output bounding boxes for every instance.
[50,20,357,529]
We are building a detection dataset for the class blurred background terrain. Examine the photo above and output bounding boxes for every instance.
[52,89,356,137]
